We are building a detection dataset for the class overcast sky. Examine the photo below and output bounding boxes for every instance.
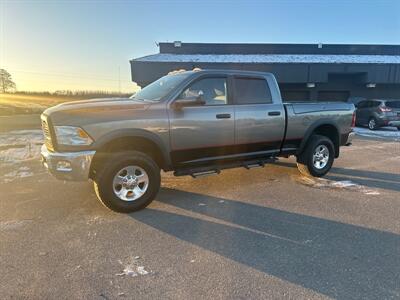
[1,0,400,92]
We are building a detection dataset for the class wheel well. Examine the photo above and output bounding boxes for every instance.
[313,124,340,157]
[90,136,166,179]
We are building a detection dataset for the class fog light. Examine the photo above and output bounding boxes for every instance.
[56,160,72,172]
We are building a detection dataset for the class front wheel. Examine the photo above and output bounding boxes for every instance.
[296,135,335,177]
[93,151,161,213]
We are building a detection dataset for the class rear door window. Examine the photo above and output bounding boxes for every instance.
[234,78,272,104]
[386,101,400,108]
[372,101,381,107]
[357,101,367,108]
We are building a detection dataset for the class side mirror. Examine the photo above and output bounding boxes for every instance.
[172,95,206,109]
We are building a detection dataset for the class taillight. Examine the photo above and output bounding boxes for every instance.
[351,111,356,128]
[380,106,392,112]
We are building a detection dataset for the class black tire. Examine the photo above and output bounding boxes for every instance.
[296,135,335,177]
[397,127,400,131]
[93,151,160,213]
[368,117,378,130]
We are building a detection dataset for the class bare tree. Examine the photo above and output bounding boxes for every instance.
[0,69,16,93]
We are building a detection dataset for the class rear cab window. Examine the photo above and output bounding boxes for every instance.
[234,77,272,104]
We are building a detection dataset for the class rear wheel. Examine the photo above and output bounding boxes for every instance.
[297,135,335,177]
[93,151,160,213]
[368,118,378,130]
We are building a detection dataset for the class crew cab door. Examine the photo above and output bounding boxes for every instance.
[233,76,285,156]
[168,76,235,166]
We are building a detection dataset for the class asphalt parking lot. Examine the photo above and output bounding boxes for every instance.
[1,134,399,299]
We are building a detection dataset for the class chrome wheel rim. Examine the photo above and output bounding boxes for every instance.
[369,119,376,130]
[112,166,149,201]
[313,145,329,170]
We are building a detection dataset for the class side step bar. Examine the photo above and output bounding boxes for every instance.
[174,157,277,178]
[190,170,221,178]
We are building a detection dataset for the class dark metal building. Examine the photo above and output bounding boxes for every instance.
[130,42,400,102]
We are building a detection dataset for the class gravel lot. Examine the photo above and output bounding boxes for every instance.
[0,134,399,299]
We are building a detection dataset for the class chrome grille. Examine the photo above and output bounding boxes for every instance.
[41,119,54,151]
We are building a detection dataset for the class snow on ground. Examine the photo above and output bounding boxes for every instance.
[116,257,151,277]
[0,130,43,182]
[2,166,34,183]
[353,126,400,141]
[0,219,33,231]
[135,53,400,64]
[0,130,43,164]
[296,175,380,195]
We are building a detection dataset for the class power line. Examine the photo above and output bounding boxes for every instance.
[4,68,133,82]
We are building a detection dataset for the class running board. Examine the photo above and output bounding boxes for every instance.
[243,162,265,169]
[174,157,277,178]
[190,170,220,178]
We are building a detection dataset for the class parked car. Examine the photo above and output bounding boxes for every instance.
[347,96,366,107]
[355,99,400,130]
[41,69,355,213]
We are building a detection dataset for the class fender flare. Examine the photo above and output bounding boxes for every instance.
[297,119,341,157]
[92,128,172,169]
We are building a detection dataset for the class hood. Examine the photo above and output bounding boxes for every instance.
[43,97,152,126]
[45,97,149,113]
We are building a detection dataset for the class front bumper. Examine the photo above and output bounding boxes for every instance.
[41,145,95,181]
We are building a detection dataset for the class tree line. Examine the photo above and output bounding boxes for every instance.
[0,68,131,97]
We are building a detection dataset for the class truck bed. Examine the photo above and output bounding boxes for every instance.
[282,102,355,152]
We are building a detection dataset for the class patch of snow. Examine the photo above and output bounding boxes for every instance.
[353,127,400,141]
[136,266,149,275]
[198,203,206,206]
[2,166,34,183]
[86,215,103,225]
[116,258,151,278]
[135,53,400,64]
[331,180,357,188]
[116,265,150,277]
[296,176,380,195]
[0,130,43,163]
[0,130,43,146]
[364,190,381,195]
[0,220,33,231]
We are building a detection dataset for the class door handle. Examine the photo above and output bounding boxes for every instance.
[216,113,231,119]
[268,111,281,116]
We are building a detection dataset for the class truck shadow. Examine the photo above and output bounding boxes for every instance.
[275,161,400,192]
[131,188,400,299]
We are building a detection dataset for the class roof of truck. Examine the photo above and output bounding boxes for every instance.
[170,68,273,77]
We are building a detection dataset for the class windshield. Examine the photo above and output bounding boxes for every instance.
[131,73,190,102]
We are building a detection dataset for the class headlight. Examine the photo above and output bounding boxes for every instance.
[54,126,93,146]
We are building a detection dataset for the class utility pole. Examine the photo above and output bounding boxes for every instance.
[118,66,121,95]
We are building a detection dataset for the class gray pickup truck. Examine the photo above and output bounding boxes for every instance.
[41,69,355,212]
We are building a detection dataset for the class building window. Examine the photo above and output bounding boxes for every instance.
[318,91,350,102]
